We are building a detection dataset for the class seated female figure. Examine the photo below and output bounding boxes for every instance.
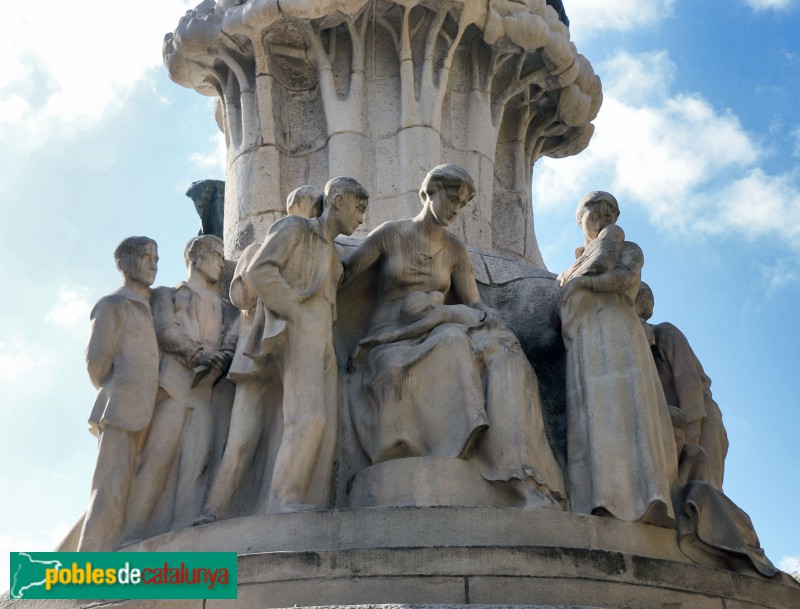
[343,164,565,508]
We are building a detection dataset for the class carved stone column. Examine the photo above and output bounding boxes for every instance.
[164,0,602,266]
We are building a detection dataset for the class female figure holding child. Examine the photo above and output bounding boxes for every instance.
[558,191,677,526]
[343,164,565,508]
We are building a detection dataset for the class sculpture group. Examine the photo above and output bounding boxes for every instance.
[73,165,776,580]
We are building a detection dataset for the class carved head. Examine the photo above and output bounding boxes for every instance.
[324,177,369,236]
[114,236,158,287]
[635,281,654,321]
[576,191,620,243]
[185,234,225,284]
[420,164,476,226]
[286,184,323,219]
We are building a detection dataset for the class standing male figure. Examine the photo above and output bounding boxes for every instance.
[209,176,367,515]
[255,177,368,512]
[194,185,327,524]
[78,236,160,551]
[124,235,238,541]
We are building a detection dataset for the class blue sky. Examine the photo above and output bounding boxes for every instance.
[1,0,798,591]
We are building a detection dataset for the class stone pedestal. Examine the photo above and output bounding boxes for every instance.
[345,458,520,509]
[7,508,798,609]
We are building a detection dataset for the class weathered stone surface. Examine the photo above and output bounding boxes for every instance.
[164,0,602,263]
[209,177,368,518]
[207,579,469,609]
[123,507,694,563]
[334,239,568,468]
[0,597,202,609]
[637,282,728,490]
[77,238,160,552]
[185,179,225,238]
[546,0,570,25]
[337,166,565,511]
[16,508,798,608]
[558,192,677,527]
[125,235,237,539]
[346,458,520,509]
[261,606,600,609]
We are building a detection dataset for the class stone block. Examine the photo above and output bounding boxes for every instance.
[366,77,401,139]
[466,576,725,609]
[206,577,467,609]
[345,458,520,508]
[0,597,202,609]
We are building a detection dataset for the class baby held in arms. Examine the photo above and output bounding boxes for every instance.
[349,291,488,369]
[557,224,625,285]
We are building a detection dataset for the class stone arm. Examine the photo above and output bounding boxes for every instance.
[229,242,261,311]
[584,241,643,293]
[362,305,486,350]
[219,298,240,355]
[559,241,642,304]
[654,322,707,438]
[362,308,454,347]
[246,221,304,319]
[85,297,121,389]
[349,307,455,370]
[451,241,503,326]
[340,223,386,287]
[450,242,483,307]
[151,286,203,368]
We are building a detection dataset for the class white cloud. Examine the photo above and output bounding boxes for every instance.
[0,1,195,143]
[779,555,800,576]
[0,342,49,383]
[758,258,800,300]
[189,132,227,174]
[600,50,676,103]
[744,0,794,11]
[567,0,676,40]
[534,51,800,250]
[45,287,92,328]
[698,169,800,242]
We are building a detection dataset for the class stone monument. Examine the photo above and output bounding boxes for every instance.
[163,0,601,265]
[5,1,800,609]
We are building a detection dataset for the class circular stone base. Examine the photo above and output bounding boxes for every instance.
[4,508,798,609]
[345,458,521,508]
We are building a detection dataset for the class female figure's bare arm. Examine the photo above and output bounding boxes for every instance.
[341,223,389,286]
[360,308,451,347]
[450,242,482,307]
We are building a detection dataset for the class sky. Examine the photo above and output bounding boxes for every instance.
[1,0,799,593]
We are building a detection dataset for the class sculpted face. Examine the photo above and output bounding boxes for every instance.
[430,189,471,226]
[122,243,158,287]
[336,193,368,236]
[579,205,616,242]
[195,241,225,283]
